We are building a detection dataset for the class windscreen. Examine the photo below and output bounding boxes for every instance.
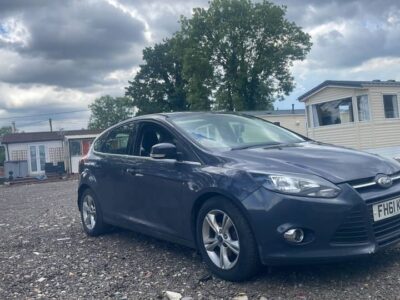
[170,114,305,151]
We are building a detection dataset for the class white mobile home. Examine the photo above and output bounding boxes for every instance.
[299,80,400,159]
[253,109,306,136]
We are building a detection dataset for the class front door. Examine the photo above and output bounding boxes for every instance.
[124,121,198,239]
[29,145,46,174]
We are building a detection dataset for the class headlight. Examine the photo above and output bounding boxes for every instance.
[251,172,341,198]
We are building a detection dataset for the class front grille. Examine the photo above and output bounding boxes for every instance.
[331,206,369,245]
[346,172,400,248]
[368,199,400,247]
[350,172,400,192]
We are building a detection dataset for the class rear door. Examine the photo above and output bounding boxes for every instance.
[91,121,138,222]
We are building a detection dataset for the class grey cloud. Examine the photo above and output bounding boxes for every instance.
[276,0,400,26]
[2,0,400,86]
[119,0,208,40]
[270,0,400,68]
[0,0,146,88]
[2,0,400,131]
[317,30,343,47]
[0,48,142,88]
[0,109,91,131]
[146,10,182,41]
[0,90,90,129]
[23,1,146,60]
[311,26,387,68]
[0,104,89,119]
[1,58,102,88]
[0,0,48,17]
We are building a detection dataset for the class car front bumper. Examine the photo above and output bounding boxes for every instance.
[242,181,400,266]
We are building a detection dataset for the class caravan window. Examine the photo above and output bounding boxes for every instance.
[356,95,370,121]
[312,97,354,127]
[383,95,399,119]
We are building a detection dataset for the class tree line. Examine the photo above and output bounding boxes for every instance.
[89,0,311,130]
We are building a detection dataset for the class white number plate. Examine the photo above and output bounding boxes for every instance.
[373,197,400,222]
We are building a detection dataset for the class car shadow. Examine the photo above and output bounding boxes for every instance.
[252,248,400,287]
[98,227,400,285]
[100,226,202,261]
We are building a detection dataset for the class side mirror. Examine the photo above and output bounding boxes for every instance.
[150,143,177,160]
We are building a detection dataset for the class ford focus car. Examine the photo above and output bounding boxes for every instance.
[77,112,400,281]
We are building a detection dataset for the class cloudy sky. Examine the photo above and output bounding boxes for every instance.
[0,0,399,131]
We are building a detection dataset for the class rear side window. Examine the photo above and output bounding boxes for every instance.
[95,122,136,155]
[93,134,107,152]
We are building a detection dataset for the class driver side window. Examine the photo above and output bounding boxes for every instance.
[137,123,175,157]
[136,122,193,161]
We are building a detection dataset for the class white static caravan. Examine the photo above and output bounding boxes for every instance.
[2,132,64,176]
[242,109,307,136]
[299,80,400,160]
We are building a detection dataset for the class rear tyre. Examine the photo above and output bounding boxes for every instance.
[196,196,260,281]
[79,189,109,236]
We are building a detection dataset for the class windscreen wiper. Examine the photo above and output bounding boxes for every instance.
[231,142,282,150]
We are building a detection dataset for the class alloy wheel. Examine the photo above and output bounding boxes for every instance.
[82,195,96,230]
[202,209,240,270]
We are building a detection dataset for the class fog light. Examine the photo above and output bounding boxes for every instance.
[283,228,304,243]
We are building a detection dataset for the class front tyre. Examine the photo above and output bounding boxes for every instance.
[79,189,109,236]
[196,196,260,281]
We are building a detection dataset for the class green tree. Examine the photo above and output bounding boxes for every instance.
[88,96,132,130]
[125,0,311,113]
[0,126,11,137]
[0,126,12,166]
[181,34,214,111]
[181,0,312,111]
[125,38,189,115]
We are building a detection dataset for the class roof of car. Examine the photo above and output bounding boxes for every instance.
[123,111,237,121]
[133,110,302,119]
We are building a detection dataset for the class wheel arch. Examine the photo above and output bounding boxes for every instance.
[77,184,91,211]
[190,190,254,249]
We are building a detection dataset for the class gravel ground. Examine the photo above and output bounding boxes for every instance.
[1,180,400,299]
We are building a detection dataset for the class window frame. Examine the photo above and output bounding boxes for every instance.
[311,97,355,128]
[306,105,312,129]
[383,94,400,120]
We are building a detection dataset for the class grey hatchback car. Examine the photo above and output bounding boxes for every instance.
[78,112,400,281]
